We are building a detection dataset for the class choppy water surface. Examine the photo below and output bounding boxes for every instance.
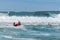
[0,11,60,40]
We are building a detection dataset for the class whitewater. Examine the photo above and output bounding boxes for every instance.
[0,11,60,40]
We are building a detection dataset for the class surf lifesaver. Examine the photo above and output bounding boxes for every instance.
[13,21,21,26]
[48,22,51,26]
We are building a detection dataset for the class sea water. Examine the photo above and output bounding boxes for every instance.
[0,11,60,40]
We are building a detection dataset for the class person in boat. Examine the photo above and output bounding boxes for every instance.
[13,21,21,26]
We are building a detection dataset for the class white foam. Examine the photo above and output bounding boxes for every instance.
[0,14,60,25]
[29,32,50,36]
[2,35,38,40]
[12,38,37,40]
[39,33,50,36]
[3,35,13,38]
[13,38,36,40]
[0,13,8,16]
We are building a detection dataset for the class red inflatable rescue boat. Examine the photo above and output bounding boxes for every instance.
[13,21,21,26]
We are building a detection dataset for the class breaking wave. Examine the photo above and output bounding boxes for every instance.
[0,11,60,40]
[0,11,60,26]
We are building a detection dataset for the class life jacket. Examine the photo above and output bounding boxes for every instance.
[13,21,21,26]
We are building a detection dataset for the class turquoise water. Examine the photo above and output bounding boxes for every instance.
[0,11,60,40]
[9,11,59,17]
[0,25,60,40]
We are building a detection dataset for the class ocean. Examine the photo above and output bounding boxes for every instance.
[0,11,60,40]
